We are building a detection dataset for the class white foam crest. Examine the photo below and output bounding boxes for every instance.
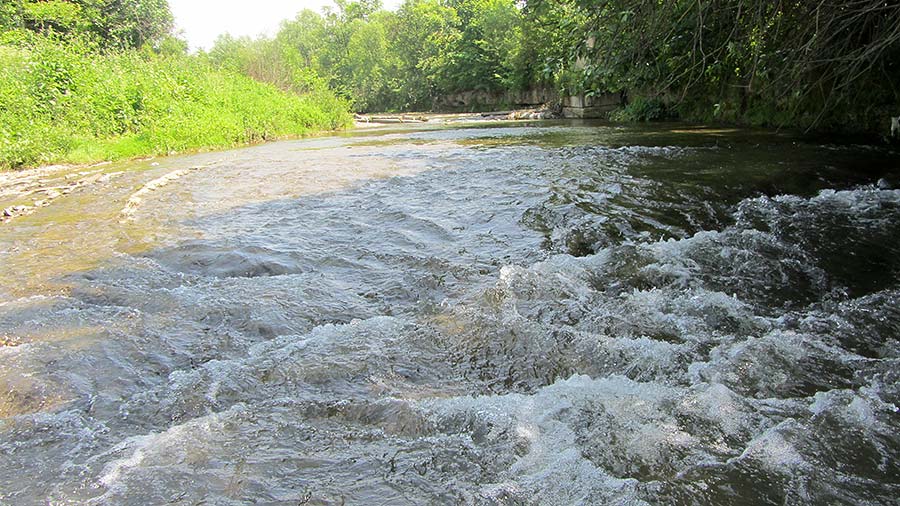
[729,419,808,473]
[470,245,783,388]
[585,333,692,380]
[808,387,899,429]
[127,316,425,423]
[0,293,61,308]
[807,187,900,209]
[420,375,771,491]
[257,316,409,384]
[494,247,763,333]
[429,375,660,502]
[609,286,765,339]
[677,383,761,441]
[583,145,695,166]
[646,229,808,279]
[0,339,32,359]
[736,186,900,232]
[693,329,855,399]
[88,405,246,502]
[497,253,601,302]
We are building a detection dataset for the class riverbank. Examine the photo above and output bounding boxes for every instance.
[2,112,527,222]
[0,37,352,171]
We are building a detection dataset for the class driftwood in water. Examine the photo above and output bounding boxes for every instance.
[480,110,514,117]
[355,114,427,123]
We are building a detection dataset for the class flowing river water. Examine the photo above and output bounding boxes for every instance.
[1,122,899,505]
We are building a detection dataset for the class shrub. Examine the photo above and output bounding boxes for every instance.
[609,96,670,122]
[0,36,351,170]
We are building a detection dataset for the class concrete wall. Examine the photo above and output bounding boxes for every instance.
[431,88,624,118]
[433,87,559,110]
[561,93,623,119]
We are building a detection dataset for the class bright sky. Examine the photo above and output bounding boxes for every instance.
[169,0,402,51]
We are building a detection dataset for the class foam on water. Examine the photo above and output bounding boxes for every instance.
[1,124,898,504]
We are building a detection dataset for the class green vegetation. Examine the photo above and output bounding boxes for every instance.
[2,0,174,49]
[0,1,350,170]
[609,97,669,123]
[213,0,898,133]
[559,0,900,133]
[3,0,898,170]
[209,0,553,112]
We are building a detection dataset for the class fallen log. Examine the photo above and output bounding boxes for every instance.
[365,115,428,123]
[480,110,514,117]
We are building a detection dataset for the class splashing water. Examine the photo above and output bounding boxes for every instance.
[1,123,899,505]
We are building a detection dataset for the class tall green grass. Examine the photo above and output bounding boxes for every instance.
[0,36,352,170]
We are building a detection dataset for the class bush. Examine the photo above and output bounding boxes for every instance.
[609,96,670,122]
[0,36,352,170]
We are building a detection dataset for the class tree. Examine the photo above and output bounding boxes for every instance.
[546,0,900,130]
[2,0,174,49]
[86,0,174,49]
[276,10,327,70]
[391,0,460,107]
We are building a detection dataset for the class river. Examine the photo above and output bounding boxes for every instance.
[1,122,898,505]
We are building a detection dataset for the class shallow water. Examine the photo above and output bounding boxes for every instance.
[1,122,899,505]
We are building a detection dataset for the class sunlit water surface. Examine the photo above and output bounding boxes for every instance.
[1,122,899,505]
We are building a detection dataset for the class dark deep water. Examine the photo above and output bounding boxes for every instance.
[1,122,899,505]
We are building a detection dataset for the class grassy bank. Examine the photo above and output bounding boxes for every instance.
[0,37,352,170]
